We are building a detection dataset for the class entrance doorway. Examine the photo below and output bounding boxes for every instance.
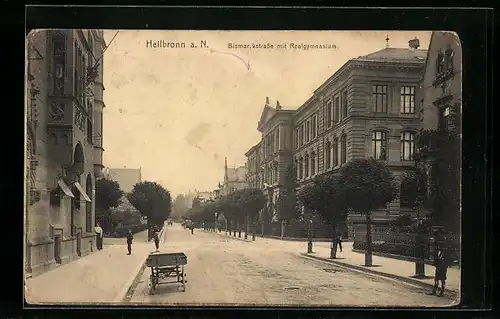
[76,232,81,256]
[54,235,61,264]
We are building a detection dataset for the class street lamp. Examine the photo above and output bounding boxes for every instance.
[307,219,313,253]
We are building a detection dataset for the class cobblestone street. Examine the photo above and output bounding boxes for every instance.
[129,225,456,307]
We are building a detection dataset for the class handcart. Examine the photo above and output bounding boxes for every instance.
[146,252,187,295]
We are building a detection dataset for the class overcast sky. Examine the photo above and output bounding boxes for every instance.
[102,30,431,197]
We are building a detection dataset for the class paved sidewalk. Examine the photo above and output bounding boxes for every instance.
[25,227,166,305]
[306,245,461,294]
[202,229,460,294]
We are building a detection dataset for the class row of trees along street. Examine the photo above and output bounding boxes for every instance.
[95,179,172,240]
[298,158,398,265]
[186,188,266,240]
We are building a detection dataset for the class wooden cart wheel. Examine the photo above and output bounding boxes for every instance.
[182,265,186,291]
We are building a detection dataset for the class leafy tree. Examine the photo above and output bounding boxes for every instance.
[191,196,202,209]
[95,178,123,233]
[95,178,123,212]
[234,188,266,239]
[339,158,398,266]
[413,128,460,233]
[298,172,347,258]
[400,166,428,214]
[127,181,172,239]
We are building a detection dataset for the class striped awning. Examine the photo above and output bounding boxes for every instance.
[57,179,75,198]
[73,181,91,202]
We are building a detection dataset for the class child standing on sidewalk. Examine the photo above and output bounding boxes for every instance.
[153,228,160,252]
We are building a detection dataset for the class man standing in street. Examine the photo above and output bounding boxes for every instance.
[126,229,134,255]
[337,233,343,253]
[94,223,103,250]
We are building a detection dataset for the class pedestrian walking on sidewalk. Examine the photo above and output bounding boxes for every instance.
[126,229,134,255]
[431,246,448,296]
[337,233,343,252]
[94,223,104,250]
[153,229,160,252]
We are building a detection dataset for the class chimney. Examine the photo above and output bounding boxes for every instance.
[276,100,282,110]
[409,37,420,50]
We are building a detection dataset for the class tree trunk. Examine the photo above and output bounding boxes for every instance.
[244,216,248,240]
[280,220,285,240]
[238,220,242,238]
[252,220,256,241]
[261,222,264,237]
[330,221,338,259]
[365,211,373,266]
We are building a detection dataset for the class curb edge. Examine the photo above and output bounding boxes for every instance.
[299,253,460,294]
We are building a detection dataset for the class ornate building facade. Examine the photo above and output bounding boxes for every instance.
[25,29,106,277]
[246,39,428,239]
[419,31,462,233]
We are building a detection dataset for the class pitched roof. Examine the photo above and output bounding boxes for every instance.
[354,47,427,63]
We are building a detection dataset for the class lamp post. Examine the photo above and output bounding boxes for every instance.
[307,219,313,253]
[415,218,426,277]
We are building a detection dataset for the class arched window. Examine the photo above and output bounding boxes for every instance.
[400,131,416,161]
[436,51,445,74]
[372,131,387,160]
[340,134,347,164]
[445,49,454,71]
[311,151,316,175]
[274,163,278,183]
[299,157,303,180]
[52,33,66,94]
[304,153,310,177]
[332,138,339,167]
[325,140,331,168]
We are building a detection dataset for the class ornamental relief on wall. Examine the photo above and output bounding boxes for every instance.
[50,101,65,122]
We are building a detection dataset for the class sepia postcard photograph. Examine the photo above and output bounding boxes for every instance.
[24,29,462,308]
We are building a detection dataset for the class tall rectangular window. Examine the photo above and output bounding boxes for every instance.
[400,86,416,114]
[305,120,310,143]
[327,101,333,128]
[301,124,305,145]
[276,126,280,151]
[312,115,317,138]
[372,85,388,113]
[305,154,309,177]
[400,132,416,161]
[334,96,340,123]
[295,128,299,149]
[325,141,331,169]
[372,131,387,160]
[52,34,66,94]
[342,90,348,119]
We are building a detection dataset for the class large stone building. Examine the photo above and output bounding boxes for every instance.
[25,29,106,276]
[104,167,142,193]
[246,38,428,238]
[419,31,461,233]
